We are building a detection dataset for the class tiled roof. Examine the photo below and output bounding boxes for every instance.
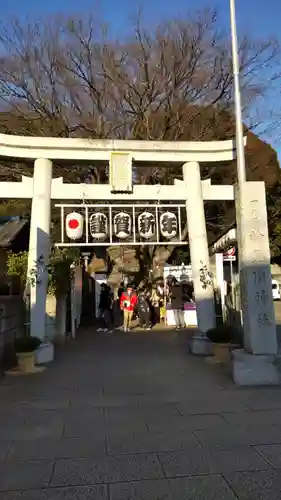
[0,220,28,247]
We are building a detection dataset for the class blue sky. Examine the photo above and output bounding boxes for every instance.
[2,0,280,38]
[2,0,281,158]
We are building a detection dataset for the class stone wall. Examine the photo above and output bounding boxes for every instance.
[0,295,25,372]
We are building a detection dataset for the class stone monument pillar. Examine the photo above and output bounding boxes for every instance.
[233,181,280,385]
[183,161,216,355]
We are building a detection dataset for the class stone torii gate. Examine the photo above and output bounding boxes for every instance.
[0,133,278,385]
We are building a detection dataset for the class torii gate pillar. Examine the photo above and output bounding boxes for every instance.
[183,162,216,354]
[27,158,53,341]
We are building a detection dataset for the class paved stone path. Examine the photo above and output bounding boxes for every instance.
[1,330,281,499]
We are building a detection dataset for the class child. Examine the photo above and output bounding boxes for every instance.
[120,286,138,332]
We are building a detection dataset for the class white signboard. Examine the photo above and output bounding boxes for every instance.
[223,247,236,262]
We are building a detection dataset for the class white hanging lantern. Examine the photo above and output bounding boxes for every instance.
[65,212,84,240]
[160,211,178,239]
[89,212,108,240]
[138,211,155,239]
[114,211,132,239]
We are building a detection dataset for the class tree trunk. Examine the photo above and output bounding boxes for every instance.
[107,246,140,289]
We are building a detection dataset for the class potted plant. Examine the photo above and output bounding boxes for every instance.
[206,325,237,363]
[14,335,41,373]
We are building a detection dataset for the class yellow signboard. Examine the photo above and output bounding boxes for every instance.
[109,152,132,192]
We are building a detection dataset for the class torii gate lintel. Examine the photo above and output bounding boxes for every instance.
[0,175,234,201]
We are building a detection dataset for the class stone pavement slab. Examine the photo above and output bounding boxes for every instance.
[254,443,281,468]
[109,475,238,500]
[105,402,180,420]
[223,409,281,426]
[0,459,54,491]
[0,408,31,425]
[6,436,107,461]
[0,419,64,442]
[158,447,270,477]
[63,415,148,438]
[2,329,281,499]
[51,453,164,486]
[19,395,71,410]
[239,388,281,411]
[70,394,141,408]
[175,396,250,414]
[0,486,108,500]
[106,430,200,455]
[146,413,229,433]
[0,442,12,461]
[194,425,281,449]
[224,470,281,500]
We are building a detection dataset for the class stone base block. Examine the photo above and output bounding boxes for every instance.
[35,342,54,365]
[233,349,281,386]
[190,335,213,356]
[5,366,46,376]
[53,334,67,347]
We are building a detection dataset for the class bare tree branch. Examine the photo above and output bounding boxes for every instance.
[0,10,279,280]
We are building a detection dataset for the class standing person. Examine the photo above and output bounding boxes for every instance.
[151,286,161,325]
[137,289,151,330]
[120,286,138,332]
[118,282,125,302]
[98,283,112,332]
[113,287,121,327]
[117,281,125,322]
[170,279,185,329]
[156,283,165,323]
[107,285,115,326]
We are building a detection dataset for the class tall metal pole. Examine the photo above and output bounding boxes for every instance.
[230,0,246,185]
[230,259,235,306]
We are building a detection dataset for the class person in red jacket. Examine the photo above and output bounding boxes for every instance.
[120,286,138,332]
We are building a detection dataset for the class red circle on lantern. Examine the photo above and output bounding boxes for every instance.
[68,218,79,229]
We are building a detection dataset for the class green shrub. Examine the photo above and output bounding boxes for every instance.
[7,247,78,296]
[14,336,41,353]
[206,325,236,344]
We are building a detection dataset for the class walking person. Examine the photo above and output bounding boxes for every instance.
[116,281,125,324]
[98,283,113,332]
[137,289,151,330]
[170,278,185,329]
[150,286,161,325]
[118,282,125,302]
[120,286,138,332]
[108,285,115,326]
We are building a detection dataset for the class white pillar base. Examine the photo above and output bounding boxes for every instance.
[190,335,213,356]
[232,349,281,386]
[34,342,54,364]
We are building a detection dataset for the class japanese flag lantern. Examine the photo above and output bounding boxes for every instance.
[65,212,84,240]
